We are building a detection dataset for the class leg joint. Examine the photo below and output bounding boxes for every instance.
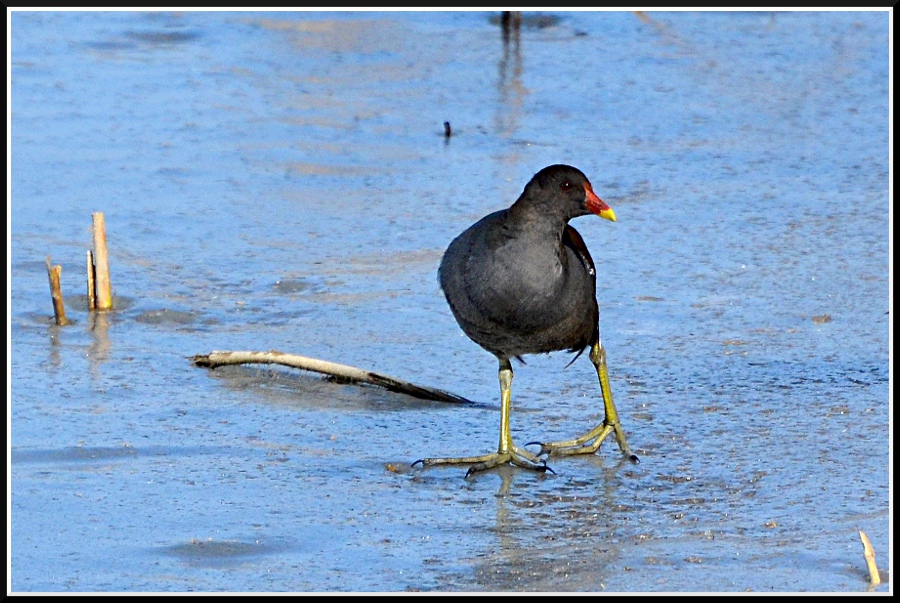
[590,342,606,366]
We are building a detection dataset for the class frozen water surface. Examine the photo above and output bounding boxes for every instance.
[9,9,890,593]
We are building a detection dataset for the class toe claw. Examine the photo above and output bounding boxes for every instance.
[525,441,551,456]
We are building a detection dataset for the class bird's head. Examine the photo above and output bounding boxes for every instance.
[525,164,617,223]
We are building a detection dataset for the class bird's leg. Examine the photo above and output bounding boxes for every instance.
[532,342,638,461]
[412,358,552,477]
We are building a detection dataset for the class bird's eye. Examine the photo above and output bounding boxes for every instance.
[560,181,573,191]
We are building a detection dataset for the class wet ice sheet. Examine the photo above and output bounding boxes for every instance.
[9,10,890,593]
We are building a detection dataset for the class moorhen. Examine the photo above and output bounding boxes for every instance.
[414,164,637,476]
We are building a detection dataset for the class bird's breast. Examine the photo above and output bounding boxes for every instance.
[439,224,597,357]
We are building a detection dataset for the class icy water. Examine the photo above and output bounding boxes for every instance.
[9,10,891,593]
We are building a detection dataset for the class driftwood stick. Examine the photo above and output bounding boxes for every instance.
[91,212,112,310]
[858,530,881,586]
[45,256,68,326]
[192,350,474,405]
[86,250,96,311]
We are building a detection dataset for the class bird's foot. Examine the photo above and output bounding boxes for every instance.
[527,420,639,462]
[412,444,555,478]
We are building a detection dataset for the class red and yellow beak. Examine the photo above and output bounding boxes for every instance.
[585,184,616,222]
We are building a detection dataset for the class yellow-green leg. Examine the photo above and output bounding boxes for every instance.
[413,358,552,477]
[532,342,638,461]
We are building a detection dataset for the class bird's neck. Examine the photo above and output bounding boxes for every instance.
[507,197,571,238]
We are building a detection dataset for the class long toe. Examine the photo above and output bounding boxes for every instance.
[532,420,637,459]
[413,449,554,477]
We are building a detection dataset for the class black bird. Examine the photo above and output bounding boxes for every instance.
[414,164,637,476]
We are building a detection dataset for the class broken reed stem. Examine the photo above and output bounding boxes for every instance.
[858,530,881,586]
[86,250,96,311]
[91,212,112,310]
[45,256,68,326]
[191,350,474,405]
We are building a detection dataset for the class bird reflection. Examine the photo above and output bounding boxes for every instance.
[467,461,626,591]
[496,11,525,139]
